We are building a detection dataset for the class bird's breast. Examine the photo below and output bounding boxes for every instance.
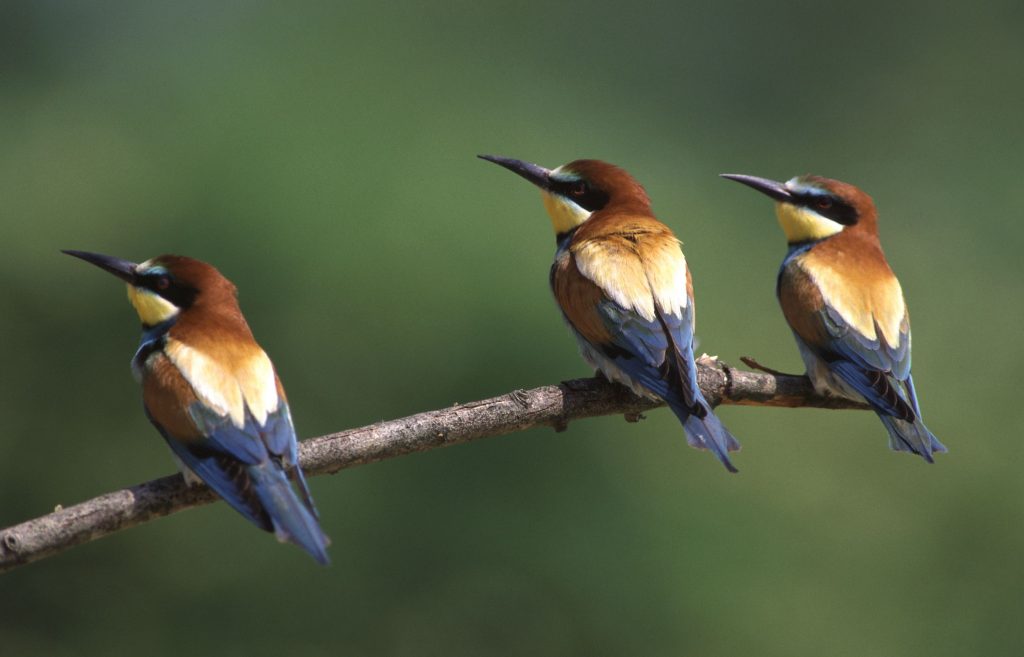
[141,352,204,441]
[551,250,614,345]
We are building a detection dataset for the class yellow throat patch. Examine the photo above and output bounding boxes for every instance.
[127,285,179,326]
[542,190,591,235]
[775,202,844,243]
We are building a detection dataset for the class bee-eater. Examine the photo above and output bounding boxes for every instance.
[720,174,946,462]
[64,250,330,563]
[480,155,741,472]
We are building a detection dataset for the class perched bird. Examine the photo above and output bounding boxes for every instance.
[64,250,330,563]
[480,155,740,472]
[720,173,946,462]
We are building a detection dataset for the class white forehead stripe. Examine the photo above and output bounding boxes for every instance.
[785,178,824,196]
[137,260,167,274]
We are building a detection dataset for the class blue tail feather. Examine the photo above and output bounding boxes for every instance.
[681,414,740,474]
[677,402,740,474]
[571,298,740,472]
[605,352,740,473]
[160,428,330,564]
[290,465,321,520]
[878,414,947,462]
[826,363,947,463]
[248,462,331,565]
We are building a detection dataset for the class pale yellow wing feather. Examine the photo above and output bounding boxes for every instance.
[800,252,907,347]
[571,231,688,321]
[164,338,279,429]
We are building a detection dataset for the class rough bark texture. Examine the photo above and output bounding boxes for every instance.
[0,357,866,574]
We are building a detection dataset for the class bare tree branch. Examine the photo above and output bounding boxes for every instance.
[0,357,866,574]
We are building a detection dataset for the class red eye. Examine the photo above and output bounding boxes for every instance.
[571,181,587,197]
[156,276,171,291]
[817,198,833,210]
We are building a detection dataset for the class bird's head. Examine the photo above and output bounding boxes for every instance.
[720,173,877,244]
[63,251,235,328]
[479,155,650,239]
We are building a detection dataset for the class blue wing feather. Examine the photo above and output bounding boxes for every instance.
[188,405,269,465]
[162,401,329,563]
[819,305,908,375]
[592,298,740,472]
[595,299,697,403]
[829,360,915,422]
[805,300,944,461]
[257,406,297,460]
[160,432,271,529]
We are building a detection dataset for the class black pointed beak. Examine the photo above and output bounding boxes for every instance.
[62,250,139,284]
[478,154,553,191]
[720,173,793,202]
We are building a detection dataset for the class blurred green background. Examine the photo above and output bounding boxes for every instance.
[2,1,1022,655]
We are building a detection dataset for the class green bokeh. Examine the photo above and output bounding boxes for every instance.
[2,1,1022,655]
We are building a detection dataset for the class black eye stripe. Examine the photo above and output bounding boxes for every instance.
[551,178,583,195]
[552,178,609,212]
[140,272,171,292]
[797,194,858,226]
[140,272,198,308]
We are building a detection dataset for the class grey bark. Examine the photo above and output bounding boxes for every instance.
[0,357,865,574]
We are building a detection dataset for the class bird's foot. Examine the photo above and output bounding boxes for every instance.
[172,455,205,488]
[623,412,646,424]
[181,471,205,488]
